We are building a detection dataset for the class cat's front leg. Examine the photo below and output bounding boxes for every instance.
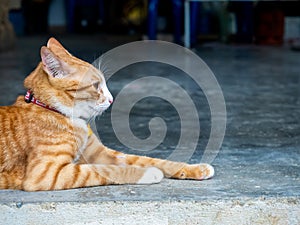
[80,134,214,180]
[122,154,214,180]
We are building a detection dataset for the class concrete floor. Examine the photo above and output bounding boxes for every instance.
[0,35,300,224]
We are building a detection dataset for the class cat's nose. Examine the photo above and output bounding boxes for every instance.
[107,95,113,104]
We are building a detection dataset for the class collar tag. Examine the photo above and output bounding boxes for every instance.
[25,90,33,103]
[87,124,93,137]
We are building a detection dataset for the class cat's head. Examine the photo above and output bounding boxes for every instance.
[24,37,113,120]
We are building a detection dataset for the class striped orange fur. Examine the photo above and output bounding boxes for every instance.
[0,38,214,191]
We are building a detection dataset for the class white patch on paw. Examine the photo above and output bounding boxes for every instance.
[137,167,163,184]
[202,164,215,179]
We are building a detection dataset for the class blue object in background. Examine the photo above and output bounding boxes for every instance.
[147,0,158,40]
[147,0,200,45]
[172,0,183,44]
[9,10,24,36]
[148,0,184,44]
[190,1,199,46]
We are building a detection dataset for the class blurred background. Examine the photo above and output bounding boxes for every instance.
[1,0,300,50]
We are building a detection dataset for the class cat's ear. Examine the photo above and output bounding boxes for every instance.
[47,37,72,57]
[47,37,64,48]
[40,46,70,78]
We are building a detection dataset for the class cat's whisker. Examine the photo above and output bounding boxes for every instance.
[97,58,113,78]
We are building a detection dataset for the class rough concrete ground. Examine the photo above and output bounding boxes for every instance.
[0,35,299,224]
[1,198,300,225]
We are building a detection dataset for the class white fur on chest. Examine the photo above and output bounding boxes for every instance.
[72,118,89,163]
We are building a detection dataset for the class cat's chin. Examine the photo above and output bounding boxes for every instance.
[94,103,111,113]
[88,104,109,114]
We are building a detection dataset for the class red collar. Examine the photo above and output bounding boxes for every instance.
[24,90,62,115]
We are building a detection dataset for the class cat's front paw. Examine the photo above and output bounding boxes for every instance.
[137,167,164,184]
[175,164,215,180]
[196,164,214,180]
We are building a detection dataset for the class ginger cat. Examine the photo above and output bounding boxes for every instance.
[0,38,214,191]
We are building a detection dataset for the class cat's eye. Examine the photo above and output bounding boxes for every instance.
[92,82,100,90]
